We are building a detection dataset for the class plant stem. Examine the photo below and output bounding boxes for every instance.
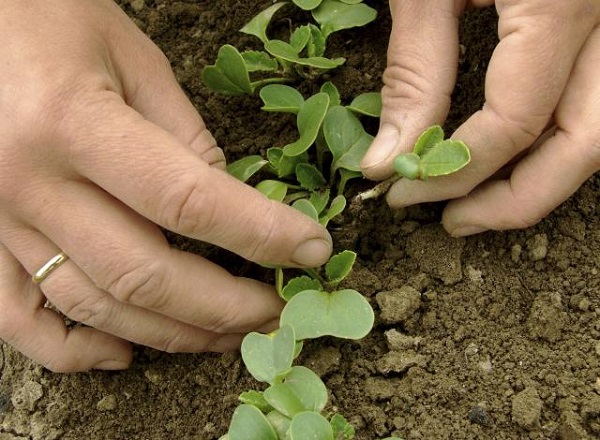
[250,77,292,90]
[303,267,327,286]
[354,175,400,202]
[275,268,284,298]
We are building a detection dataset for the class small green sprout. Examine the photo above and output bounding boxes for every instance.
[203,0,377,95]
[393,125,471,180]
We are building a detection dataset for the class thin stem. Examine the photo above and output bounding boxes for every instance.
[275,267,284,298]
[303,267,326,286]
[354,175,400,202]
[250,77,292,90]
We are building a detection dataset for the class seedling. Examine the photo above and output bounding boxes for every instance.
[219,251,403,440]
[355,125,471,202]
[203,0,377,95]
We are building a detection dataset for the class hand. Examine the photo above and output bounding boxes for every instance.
[0,0,332,372]
[361,0,600,236]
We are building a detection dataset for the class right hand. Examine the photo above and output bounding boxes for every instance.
[0,0,332,373]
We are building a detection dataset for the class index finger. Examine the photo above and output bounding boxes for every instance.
[57,96,332,268]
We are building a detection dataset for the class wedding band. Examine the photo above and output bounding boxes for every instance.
[32,252,69,284]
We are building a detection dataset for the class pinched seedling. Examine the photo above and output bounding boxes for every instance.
[393,125,471,180]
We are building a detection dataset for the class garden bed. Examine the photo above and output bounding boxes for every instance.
[1,1,599,439]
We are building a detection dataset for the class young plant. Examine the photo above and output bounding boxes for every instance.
[355,125,471,202]
[219,251,401,440]
[203,0,377,95]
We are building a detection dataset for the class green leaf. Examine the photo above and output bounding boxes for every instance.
[227,155,268,182]
[281,289,374,340]
[339,0,363,3]
[319,195,346,227]
[260,85,305,114]
[293,0,323,11]
[290,25,312,52]
[239,391,274,414]
[346,92,382,117]
[330,414,355,439]
[288,412,334,440]
[321,82,341,108]
[203,45,253,96]
[419,139,471,178]
[242,50,279,72]
[308,189,330,215]
[307,24,326,57]
[413,125,444,157]
[393,153,421,180]
[324,106,373,172]
[241,325,296,385]
[268,148,308,178]
[281,275,323,302]
[325,250,356,284]
[227,404,278,440]
[336,169,362,195]
[296,163,326,191]
[283,93,330,157]
[263,366,328,418]
[265,40,345,70]
[292,199,320,222]
[240,2,287,44]
[256,180,289,202]
[312,0,377,38]
[266,411,291,440]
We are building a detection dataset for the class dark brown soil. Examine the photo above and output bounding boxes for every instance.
[2,1,599,439]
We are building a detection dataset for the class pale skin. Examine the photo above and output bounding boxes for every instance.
[362,0,600,236]
[1,0,597,373]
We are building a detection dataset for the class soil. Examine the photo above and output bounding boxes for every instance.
[2,1,600,439]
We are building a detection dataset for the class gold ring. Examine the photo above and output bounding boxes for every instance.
[32,252,69,284]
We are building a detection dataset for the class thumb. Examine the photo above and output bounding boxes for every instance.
[361,0,465,180]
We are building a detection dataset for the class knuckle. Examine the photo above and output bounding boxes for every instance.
[58,292,108,326]
[104,259,170,310]
[161,175,218,235]
[243,201,279,262]
[203,297,244,334]
[382,62,443,105]
[153,329,193,353]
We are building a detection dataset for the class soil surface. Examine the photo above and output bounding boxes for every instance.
[2,1,599,439]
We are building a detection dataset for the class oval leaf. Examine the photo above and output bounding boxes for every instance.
[238,391,273,414]
[202,45,253,96]
[256,180,288,202]
[281,289,374,340]
[325,250,356,284]
[324,106,373,172]
[321,82,341,108]
[346,92,382,117]
[419,139,471,178]
[288,412,334,440]
[393,153,421,180]
[283,93,330,157]
[260,85,305,114]
[263,366,328,418]
[296,163,326,191]
[292,199,320,222]
[293,0,323,10]
[312,0,377,38]
[227,155,268,182]
[240,2,287,44]
[266,411,291,440]
[241,325,296,385]
[281,275,323,302]
[413,125,444,157]
[242,50,278,72]
[227,405,278,440]
[319,195,346,227]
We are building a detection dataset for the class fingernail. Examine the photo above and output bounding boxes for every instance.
[450,225,487,237]
[291,238,332,267]
[93,359,131,370]
[361,123,400,169]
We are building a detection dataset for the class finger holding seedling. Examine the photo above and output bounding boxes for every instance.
[383,0,600,236]
[0,0,332,372]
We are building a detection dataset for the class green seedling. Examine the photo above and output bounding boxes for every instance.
[393,125,471,180]
[355,125,471,202]
[203,0,377,95]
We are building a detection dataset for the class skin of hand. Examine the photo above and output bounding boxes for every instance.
[362,0,600,236]
[0,0,332,373]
